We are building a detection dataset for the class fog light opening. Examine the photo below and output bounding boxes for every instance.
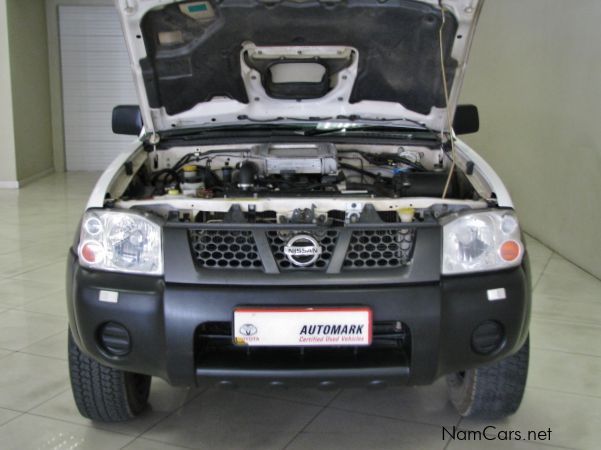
[98,322,131,357]
[471,320,505,355]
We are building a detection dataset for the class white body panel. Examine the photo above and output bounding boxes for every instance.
[87,0,514,214]
[455,139,514,208]
[87,141,144,209]
[114,0,483,134]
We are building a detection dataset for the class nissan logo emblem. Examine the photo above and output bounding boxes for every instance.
[284,234,322,267]
[239,323,258,336]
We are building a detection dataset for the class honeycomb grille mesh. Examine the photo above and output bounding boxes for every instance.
[343,229,415,270]
[267,230,339,270]
[189,230,262,269]
[189,228,416,272]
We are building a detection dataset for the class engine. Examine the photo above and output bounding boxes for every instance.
[116,142,480,226]
[228,143,338,192]
[130,142,472,205]
[250,143,338,177]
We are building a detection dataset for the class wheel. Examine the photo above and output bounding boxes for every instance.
[68,331,151,422]
[446,337,529,419]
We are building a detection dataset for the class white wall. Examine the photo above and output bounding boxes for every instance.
[7,0,54,182]
[0,0,18,187]
[59,5,138,171]
[0,0,54,187]
[461,0,601,278]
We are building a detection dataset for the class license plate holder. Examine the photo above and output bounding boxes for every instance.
[233,307,372,347]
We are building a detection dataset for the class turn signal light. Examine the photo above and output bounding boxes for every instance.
[500,240,521,262]
[80,241,104,264]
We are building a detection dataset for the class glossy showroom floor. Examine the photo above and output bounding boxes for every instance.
[0,173,599,450]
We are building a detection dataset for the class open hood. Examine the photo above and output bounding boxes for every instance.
[115,0,483,136]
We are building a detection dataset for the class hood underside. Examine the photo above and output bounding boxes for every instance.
[116,0,482,134]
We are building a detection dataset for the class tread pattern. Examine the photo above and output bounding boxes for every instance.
[447,338,529,420]
[68,332,150,422]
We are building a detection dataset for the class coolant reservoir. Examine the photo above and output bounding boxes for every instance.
[398,208,415,223]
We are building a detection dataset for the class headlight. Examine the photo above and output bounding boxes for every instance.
[78,210,163,275]
[442,210,523,275]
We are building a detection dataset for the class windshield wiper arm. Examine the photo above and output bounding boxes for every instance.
[302,126,433,138]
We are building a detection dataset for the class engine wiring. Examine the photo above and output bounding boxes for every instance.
[143,138,469,200]
[337,155,367,183]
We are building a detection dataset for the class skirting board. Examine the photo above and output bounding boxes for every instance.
[0,168,54,189]
[0,180,20,189]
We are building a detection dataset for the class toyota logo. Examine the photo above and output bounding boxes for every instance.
[239,323,258,336]
[284,234,322,267]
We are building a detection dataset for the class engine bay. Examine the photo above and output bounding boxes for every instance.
[126,142,476,197]
[113,142,484,225]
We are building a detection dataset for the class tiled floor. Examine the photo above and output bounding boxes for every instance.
[0,172,600,450]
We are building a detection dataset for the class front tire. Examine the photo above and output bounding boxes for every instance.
[447,337,529,419]
[68,331,151,422]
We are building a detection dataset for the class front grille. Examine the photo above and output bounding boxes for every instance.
[189,230,262,269]
[189,226,417,273]
[343,229,416,270]
[267,229,339,270]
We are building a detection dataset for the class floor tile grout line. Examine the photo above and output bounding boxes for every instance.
[525,233,601,283]
[6,298,68,318]
[281,389,344,450]
[5,327,69,357]
[530,313,601,329]
[122,435,197,450]
[281,402,451,450]
[236,388,343,408]
[532,250,555,291]
[0,411,27,431]
[545,251,601,283]
[3,287,67,301]
[0,301,64,313]
[449,415,465,448]
[38,385,213,445]
[0,257,69,281]
[1,302,68,313]
[530,346,601,360]
[0,349,17,360]
[0,347,68,360]
[0,286,67,306]
[118,436,140,450]
[0,307,68,321]
[527,385,601,401]
[25,410,138,439]
[531,292,601,304]
[532,315,601,330]
[15,350,67,362]
[132,385,211,442]
[25,387,72,415]
[531,346,601,359]
[326,404,454,431]
[9,308,67,319]
[0,405,27,414]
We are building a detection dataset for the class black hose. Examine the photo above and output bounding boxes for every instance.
[151,168,179,184]
[339,163,392,181]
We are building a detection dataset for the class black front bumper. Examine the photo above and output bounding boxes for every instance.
[67,250,531,388]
